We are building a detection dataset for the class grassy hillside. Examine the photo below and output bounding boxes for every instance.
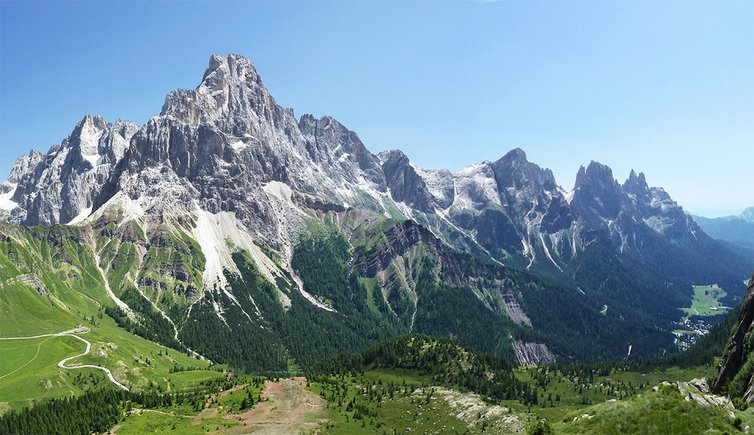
[0,223,213,412]
[557,383,740,434]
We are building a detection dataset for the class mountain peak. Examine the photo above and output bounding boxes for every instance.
[741,207,754,223]
[502,147,527,162]
[377,149,408,164]
[492,148,532,172]
[624,169,649,195]
[160,53,286,135]
[71,114,108,139]
[201,53,261,87]
[574,161,614,190]
[7,150,44,184]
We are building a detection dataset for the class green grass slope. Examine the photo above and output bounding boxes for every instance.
[558,383,739,434]
[0,223,211,412]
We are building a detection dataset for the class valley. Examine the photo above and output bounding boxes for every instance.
[682,284,731,319]
[672,284,733,350]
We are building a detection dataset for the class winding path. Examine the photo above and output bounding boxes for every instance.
[0,327,129,391]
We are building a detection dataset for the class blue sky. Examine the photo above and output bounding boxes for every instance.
[1,1,752,217]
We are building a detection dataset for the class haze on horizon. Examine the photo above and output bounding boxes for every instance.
[0,1,751,217]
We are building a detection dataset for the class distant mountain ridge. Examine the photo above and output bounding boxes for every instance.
[1,53,751,368]
[694,208,754,252]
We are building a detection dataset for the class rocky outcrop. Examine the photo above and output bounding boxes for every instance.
[571,161,631,226]
[8,150,44,184]
[512,340,556,365]
[713,274,754,397]
[501,290,532,327]
[353,219,438,277]
[379,150,437,212]
[1,54,741,273]
[5,274,50,295]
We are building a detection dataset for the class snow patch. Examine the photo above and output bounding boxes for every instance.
[261,182,337,312]
[78,119,105,169]
[190,207,298,314]
[93,250,137,321]
[212,299,229,326]
[452,163,502,210]
[193,208,292,322]
[521,235,535,270]
[412,164,453,204]
[393,201,415,220]
[436,208,504,266]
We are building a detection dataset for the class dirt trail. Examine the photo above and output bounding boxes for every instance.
[57,333,129,391]
[0,327,129,391]
[225,377,328,434]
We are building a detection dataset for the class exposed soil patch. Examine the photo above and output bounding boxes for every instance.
[225,377,327,434]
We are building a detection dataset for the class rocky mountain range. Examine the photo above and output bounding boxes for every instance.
[1,53,751,367]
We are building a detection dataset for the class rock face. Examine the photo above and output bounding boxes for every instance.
[572,161,629,227]
[8,150,44,184]
[713,274,754,398]
[1,53,751,323]
[93,54,392,254]
[512,341,557,366]
[379,149,438,212]
[7,115,138,225]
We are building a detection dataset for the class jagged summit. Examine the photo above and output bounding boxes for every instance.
[160,53,286,136]
[574,161,616,190]
[7,150,44,184]
[3,114,138,225]
[202,53,262,84]
[571,161,626,224]
[624,169,650,197]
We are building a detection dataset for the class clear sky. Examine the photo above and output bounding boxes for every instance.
[1,1,752,217]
